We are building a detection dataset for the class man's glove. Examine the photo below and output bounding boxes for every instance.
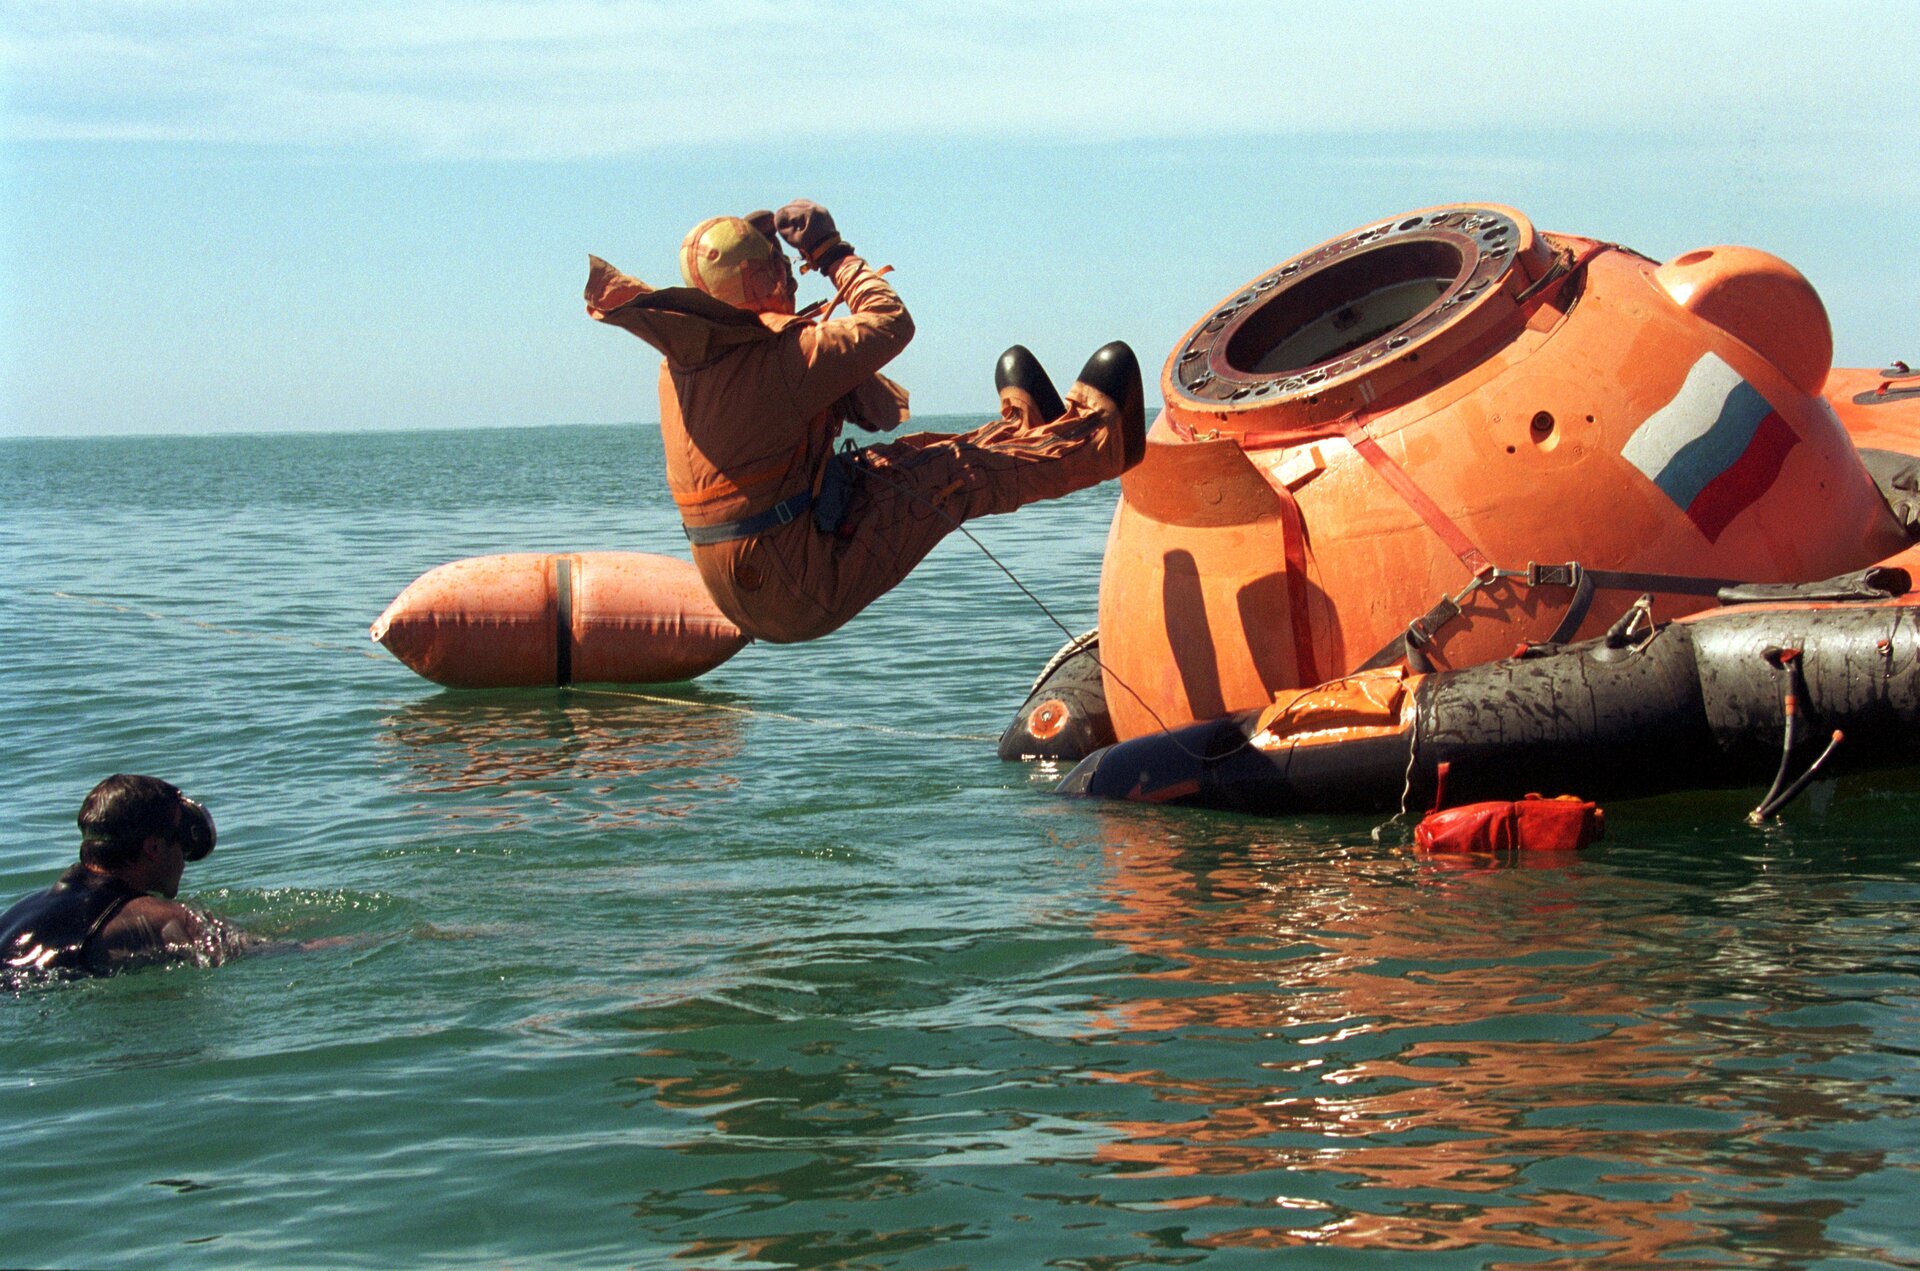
[775,200,852,271]
[743,209,779,244]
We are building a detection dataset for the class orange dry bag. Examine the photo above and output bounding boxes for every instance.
[1414,794,1605,854]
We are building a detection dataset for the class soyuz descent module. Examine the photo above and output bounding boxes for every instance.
[1012,205,1920,817]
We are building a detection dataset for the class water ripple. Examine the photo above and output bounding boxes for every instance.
[5,426,1918,1268]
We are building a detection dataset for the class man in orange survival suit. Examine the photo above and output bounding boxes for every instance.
[586,199,1145,644]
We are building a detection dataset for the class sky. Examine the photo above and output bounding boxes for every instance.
[2,0,1917,437]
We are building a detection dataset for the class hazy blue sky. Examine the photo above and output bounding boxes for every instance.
[3,1,1916,436]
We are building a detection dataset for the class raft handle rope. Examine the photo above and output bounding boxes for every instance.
[1370,699,1425,845]
[1026,628,1099,696]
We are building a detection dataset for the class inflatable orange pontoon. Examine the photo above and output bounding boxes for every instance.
[372,552,747,688]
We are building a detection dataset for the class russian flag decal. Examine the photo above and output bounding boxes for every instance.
[1620,353,1799,542]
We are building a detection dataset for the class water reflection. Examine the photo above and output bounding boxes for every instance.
[1083,814,1904,1265]
[599,802,1914,1266]
[375,687,744,830]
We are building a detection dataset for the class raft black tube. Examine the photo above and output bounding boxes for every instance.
[1057,602,1920,814]
[998,632,1116,761]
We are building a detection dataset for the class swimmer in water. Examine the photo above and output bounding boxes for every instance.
[1,774,255,981]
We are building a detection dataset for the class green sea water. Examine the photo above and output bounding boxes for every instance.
[3,422,1918,1268]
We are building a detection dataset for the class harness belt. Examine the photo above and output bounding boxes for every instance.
[683,488,813,546]
[1349,558,1752,674]
[1336,417,1761,673]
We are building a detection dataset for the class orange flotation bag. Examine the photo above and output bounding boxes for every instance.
[371,552,748,688]
[1415,794,1605,855]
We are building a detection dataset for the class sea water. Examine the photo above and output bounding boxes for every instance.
[2,422,1917,1268]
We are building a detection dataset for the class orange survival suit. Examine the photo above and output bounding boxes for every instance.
[586,251,1134,643]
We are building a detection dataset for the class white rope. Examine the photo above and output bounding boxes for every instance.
[51,591,387,660]
[567,685,997,743]
[46,589,999,745]
[1371,708,1422,844]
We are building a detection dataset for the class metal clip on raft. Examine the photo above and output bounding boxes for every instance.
[1392,563,1682,673]
[1390,565,1518,673]
[1596,594,1658,658]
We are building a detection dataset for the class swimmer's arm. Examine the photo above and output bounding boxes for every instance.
[94,897,212,969]
[97,900,360,968]
[197,913,360,958]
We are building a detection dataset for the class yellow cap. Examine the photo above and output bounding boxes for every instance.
[678,216,789,311]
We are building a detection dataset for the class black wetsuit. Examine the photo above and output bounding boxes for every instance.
[0,865,144,979]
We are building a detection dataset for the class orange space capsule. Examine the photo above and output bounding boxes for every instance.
[372,552,748,688]
[1097,203,1917,740]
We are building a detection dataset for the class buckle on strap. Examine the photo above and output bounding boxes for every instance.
[683,488,814,546]
[1528,561,1581,589]
[1407,596,1468,648]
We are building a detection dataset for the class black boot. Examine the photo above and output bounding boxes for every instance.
[995,344,1067,423]
[1076,341,1146,471]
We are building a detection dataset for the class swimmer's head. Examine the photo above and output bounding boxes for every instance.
[78,774,216,871]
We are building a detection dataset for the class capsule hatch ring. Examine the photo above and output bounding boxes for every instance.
[1172,206,1529,408]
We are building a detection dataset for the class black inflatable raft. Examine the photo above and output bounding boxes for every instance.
[1058,572,1920,815]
